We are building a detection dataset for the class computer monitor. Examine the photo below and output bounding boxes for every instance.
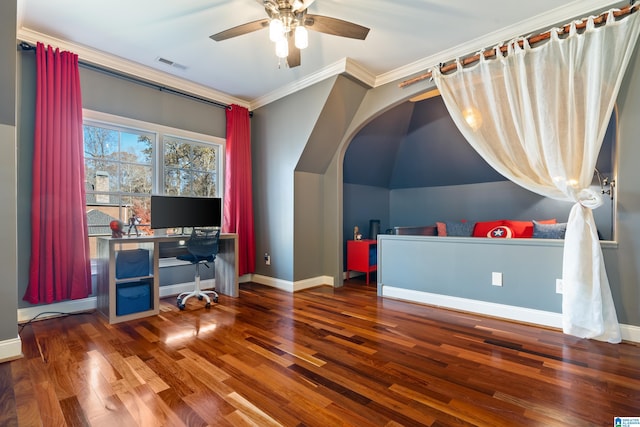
[150,195,222,230]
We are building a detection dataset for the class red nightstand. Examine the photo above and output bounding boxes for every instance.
[346,239,377,284]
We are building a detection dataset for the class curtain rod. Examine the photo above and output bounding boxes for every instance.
[17,41,251,115]
[399,3,639,89]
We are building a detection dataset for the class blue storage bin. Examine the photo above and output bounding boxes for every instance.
[116,249,150,279]
[369,246,377,266]
[116,281,151,316]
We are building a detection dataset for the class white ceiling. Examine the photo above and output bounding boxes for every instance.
[17,0,625,109]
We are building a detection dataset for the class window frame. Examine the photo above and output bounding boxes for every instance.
[83,109,225,252]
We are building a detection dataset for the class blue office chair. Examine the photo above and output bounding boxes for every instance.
[176,228,220,310]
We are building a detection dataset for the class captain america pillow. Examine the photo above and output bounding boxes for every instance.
[487,225,513,238]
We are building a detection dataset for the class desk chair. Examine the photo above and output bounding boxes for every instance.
[176,228,220,310]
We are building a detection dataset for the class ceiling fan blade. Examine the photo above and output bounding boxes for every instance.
[210,18,269,41]
[304,14,369,40]
[287,33,301,67]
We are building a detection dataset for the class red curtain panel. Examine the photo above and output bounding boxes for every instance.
[223,105,256,276]
[24,42,91,304]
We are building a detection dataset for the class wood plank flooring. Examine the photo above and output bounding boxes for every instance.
[2,280,639,426]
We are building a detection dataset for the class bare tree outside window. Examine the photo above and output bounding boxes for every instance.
[164,136,218,197]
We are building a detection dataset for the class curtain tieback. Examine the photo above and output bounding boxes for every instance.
[575,187,603,209]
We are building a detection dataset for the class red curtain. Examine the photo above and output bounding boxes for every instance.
[223,105,255,275]
[24,42,91,304]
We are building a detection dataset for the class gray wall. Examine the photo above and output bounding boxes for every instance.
[294,76,368,283]
[252,78,337,282]
[252,75,369,283]
[605,39,640,327]
[344,183,390,238]
[80,68,226,136]
[378,235,564,313]
[0,0,18,344]
[16,51,226,308]
[294,171,325,279]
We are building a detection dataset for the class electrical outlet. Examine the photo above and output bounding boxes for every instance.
[556,279,563,294]
[264,253,271,265]
[492,272,503,286]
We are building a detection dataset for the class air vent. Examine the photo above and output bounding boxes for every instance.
[155,57,188,71]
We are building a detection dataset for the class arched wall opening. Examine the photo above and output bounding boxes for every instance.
[341,95,617,280]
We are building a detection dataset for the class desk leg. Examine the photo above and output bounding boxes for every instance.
[216,237,239,297]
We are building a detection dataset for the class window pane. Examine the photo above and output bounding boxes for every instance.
[191,171,216,197]
[87,201,121,236]
[191,144,217,171]
[121,132,153,164]
[84,125,118,159]
[164,168,190,195]
[164,139,191,168]
[121,195,152,236]
[85,159,119,193]
[163,135,220,197]
[120,164,152,194]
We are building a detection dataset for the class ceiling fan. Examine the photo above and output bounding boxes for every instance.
[210,0,370,68]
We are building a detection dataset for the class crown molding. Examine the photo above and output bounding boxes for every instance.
[249,57,375,110]
[17,27,251,109]
[17,0,625,110]
[343,57,376,87]
[375,0,626,88]
[249,60,344,109]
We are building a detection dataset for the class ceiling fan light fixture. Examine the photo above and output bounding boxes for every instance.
[275,37,289,58]
[294,26,308,49]
[210,0,370,68]
[269,18,285,42]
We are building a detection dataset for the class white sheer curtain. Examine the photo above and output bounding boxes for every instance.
[432,6,640,343]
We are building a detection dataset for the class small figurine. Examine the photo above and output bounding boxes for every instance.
[127,212,141,236]
[353,226,362,240]
[109,220,123,238]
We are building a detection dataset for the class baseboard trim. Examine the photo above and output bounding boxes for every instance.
[382,286,639,344]
[250,274,334,292]
[0,337,23,362]
[622,324,640,343]
[16,281,210,324]
[17,297,98,323]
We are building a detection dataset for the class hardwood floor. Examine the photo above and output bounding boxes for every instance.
[2,280,639,426]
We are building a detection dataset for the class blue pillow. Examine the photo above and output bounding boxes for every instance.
[445,221,476,237]
[532,220,567,239]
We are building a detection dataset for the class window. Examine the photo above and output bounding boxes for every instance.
[83,110,224,257]
[163,136,218,197]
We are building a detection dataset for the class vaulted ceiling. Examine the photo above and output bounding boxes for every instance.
[344,96,617,189]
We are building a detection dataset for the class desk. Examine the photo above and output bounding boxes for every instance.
[97,233,238,324]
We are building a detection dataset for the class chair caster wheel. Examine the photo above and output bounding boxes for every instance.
[205,302,211,308]
[178,303,186,310]
[213,297,219,303]
[198,295,204,301]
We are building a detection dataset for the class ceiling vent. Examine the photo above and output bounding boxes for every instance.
[155,57,188,71]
